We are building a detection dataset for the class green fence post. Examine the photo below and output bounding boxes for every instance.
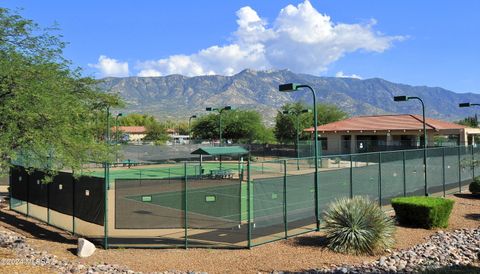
[247,154,252,249]
[471,145,475,180]
[47,178,50,225]
[442,147,446,197]
[403,151,407,197]
[72,176,75,235]
[458,146,462,193]
[349,155,353,198]
[283,160,287,239]
[103,162,109,249]
[46,157,51,225]
[378,152,382,207]
[8,168,11,210]
[184,162,188,249]
[26,170,29,217]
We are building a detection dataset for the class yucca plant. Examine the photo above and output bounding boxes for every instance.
[323,196,395,255]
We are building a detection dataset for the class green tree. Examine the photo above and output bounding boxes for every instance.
[456,116,478,128]
[144,123,169,144]
[176,121,190,135]
[274,102,312,144]
[315,103,348,125]
[0,8,121,175]
[119,113,156,126]
[191,109,270,143]
[118,113,169,144]
[274,102,347,144]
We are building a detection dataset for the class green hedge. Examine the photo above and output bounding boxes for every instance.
[469,177,480,194]
[391,196,454,229]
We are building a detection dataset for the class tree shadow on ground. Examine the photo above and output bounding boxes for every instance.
[0,208,76,245]
[464,213,480,221]
[289,234,328,247]
[453,193,480,200]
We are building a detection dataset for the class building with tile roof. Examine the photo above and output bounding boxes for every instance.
[112,126,147,142]
[304,114,480,154]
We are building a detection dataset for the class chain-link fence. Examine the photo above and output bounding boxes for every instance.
[116,141,318,163]
[8,145,478,249]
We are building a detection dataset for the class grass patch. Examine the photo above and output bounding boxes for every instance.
[391,196,454,229]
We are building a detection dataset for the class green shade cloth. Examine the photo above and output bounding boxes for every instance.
[191,146,248,156]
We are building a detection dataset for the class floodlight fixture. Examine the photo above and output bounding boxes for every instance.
[393,96,408,102]
[459,102,480,108]
[279,83,300,92]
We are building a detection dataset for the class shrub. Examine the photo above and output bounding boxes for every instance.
[391,196,454,229]
[469,177,480,194]
[323,196,395,255]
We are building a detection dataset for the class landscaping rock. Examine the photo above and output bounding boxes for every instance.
[304,227,480,273]
[77,238,96,258]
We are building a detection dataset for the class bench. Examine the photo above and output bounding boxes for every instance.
[209,169,234,179]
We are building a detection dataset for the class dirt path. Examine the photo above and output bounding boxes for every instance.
[0,193,478,274]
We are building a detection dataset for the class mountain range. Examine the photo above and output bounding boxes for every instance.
[98,69,480,126]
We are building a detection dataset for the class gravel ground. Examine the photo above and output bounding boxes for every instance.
[0,192,478,273]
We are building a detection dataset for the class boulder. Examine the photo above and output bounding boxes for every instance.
[77,238,95,258]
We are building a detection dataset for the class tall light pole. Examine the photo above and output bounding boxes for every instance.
[279,83,320,231]
[106,106,111,144]
[188,115,197,143]
[114,113,123,163]
[104,105,110,248]
[283,108,311,170]
[206,106,232,145]
[394,95,428,196]
[115,113,123,144]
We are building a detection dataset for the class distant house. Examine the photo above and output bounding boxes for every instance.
[304,114,480,155]
[112,126,147,142]
[166,128,191,144]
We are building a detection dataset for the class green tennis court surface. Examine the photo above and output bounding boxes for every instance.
[126,183,244,222]
[83,162,252,182]
[122,175,318,224]
[114,151,473,229]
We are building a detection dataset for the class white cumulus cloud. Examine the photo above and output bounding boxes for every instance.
[105,0,404,77]
[89,55,129,77]
[335,71,362,79]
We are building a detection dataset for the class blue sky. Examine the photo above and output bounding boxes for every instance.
[4,1,480,93]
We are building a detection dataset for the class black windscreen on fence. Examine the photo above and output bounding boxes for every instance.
[27,170,48,207]
[10,165,105,226]
[48,172,74,216]
[74,175,105,225]
[10,166,28,201]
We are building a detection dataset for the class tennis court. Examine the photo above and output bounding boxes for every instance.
[8,145,478,248]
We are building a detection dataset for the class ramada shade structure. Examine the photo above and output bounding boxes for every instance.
[191,146,248,156]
